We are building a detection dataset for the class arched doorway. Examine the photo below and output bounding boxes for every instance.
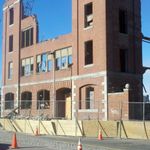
[37,90,50,109]
[56,88,71,119]
[21,91,32,109]
[5,93,14,110]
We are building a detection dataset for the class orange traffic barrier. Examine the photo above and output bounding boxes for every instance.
[10,133,18,149]
[77,138,82,150]
[98,130,103,141]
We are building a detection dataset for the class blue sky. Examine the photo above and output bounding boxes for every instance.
[141,0,150,95]
[0,0,149,95]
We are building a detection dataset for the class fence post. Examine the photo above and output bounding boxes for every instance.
[75,103,78,137]
[119,100,122,139]
[98,99,100,121]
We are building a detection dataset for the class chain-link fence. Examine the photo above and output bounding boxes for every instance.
[1,100,150,121]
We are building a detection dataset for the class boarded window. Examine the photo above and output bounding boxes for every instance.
[36,53,49,73]
[55,47,72,70]
[84,3,93,28]
[21,57,34,76]
[47,54,52,71]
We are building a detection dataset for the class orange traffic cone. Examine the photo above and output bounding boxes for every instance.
[35,127,39,136]
[77,138,82,150]
[98,130,103,141]
[10,133,18,149]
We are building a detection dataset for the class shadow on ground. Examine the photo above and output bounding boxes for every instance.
[0,144,10,150]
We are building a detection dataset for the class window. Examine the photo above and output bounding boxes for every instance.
[37,53,52,73]
[21,92,32,109]
[55,47,72,70]
[56,56,61,70]
[47,55,52,72]
[21,57,33,76]
[84,3,93,28]
[119,9,128,34]
[68,47,73,66]
[85,40,93,65]
[120,49,128,72]
[5,93,14,110]
[37,90,50,109]
[68,55,72,65]
[9,8,14,25]
[9,35,13,52]
[36,47,72,73]
[86,87,94,109]
[8,62,13,79]
[21,28,33,48]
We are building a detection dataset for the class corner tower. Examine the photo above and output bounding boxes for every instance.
[72,0,143,120]
[2,0,22,113]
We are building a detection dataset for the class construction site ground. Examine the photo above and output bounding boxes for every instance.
[0,129,150,150]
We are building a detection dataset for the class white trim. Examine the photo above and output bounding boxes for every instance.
[16,86,19,108]
[1,87,4,117]
[101,82,104,85]
[101,100,106,103]
[84,26,93,30]
[9,4,14,8]
[14,0,20,5]
[9,24,14,28]
[73,71,106,80]
[2,71,106,88]
[104,75,108,121]
[102,108,106,113]
[73,85,76,88]
[3,6,8,11]
[84,64,94,68]
[3,0,20,11]
[22,26,33,32]
[72,80,75,120]
[2,84,18,89]
[78,109,98,112]
[108,92,124,95]
[8,51,14,54]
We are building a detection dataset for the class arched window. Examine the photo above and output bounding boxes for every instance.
[79,85,95,109]
[21,91,32,109]
[37,90,50,109]
[5,93,14,110]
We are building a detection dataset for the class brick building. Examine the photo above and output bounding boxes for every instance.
[1,0,143,120]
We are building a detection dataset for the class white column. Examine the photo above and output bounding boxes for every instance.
[104,75,108,121]
[71,79,76,120]
[1,87,4,117]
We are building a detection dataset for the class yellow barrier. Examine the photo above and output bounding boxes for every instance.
[1,119,150,140]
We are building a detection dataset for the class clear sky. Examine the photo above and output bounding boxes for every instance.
[0,0,149,95]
